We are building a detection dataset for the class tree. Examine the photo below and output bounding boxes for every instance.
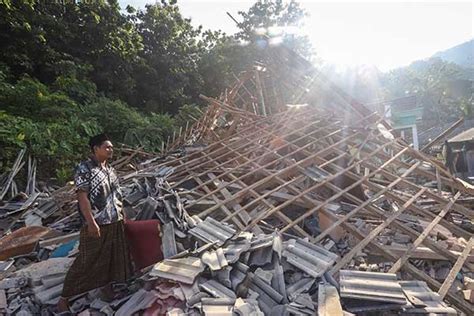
[382,58,472,124]
[0,0,143,100]
[197,0,314,101]
[131,2,206,113]
[235,0,312,60]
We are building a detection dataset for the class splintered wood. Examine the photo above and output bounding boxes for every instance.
[147,55,473,313]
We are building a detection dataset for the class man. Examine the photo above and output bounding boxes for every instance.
[58,133,131,312]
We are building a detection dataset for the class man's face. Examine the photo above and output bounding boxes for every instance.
[94,140,114,161]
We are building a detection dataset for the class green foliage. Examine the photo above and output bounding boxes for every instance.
[0,75,79,122]
[175,104,203,127]
[0,0,313,185]
[382,58,472,123]
[236,0,312,59]
[0,67,179,184]
[131,2,206,113]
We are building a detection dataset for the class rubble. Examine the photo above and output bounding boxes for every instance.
[0,46,473,315]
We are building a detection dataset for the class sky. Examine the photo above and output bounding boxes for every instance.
[119,0,473,71]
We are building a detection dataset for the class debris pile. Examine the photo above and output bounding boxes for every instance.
[1,47,473,315]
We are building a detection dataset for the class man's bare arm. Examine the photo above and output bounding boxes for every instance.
[77,191,100,238]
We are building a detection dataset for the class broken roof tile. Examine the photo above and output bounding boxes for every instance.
[400,280,457,315]
[339,270,407,305]
[188,217,236,246]
[234,297,264,316]
[201,248,228,271]
[286,277,315,301]
[282,238,338,278]
[201,297,234,316]
[150,257,204,284]
[199,279,236,299]
[162,222,178,259]
[248,272,284,314]
[212,266,232,288]
[115,289,159,316]
[230,262,249,291]
[222,234,251,263]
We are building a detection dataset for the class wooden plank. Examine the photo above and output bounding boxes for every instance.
[421,117,464,152]
[336,217,474,315]
[247,136,473,269]
[177,159,246,230]
[197,132,363,219]
[246,140,398,230]
[438,237,474,299]
[372,244,474,262]
[172,111,324,190]
[313,161,420,244]
[187,111,379,208]
[329,188,426,274]
[389,192,461,273]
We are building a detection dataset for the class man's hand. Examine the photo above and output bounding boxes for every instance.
[87,220,101,238]
[77,191,100,238]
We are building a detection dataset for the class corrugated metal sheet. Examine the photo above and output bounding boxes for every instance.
[189,217,236,246]
[339,270,407,305]
[150,257,204,284]
[282,238,338,278]
[399,281,457,315]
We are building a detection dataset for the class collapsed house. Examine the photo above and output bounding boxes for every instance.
[445,128,474,184]
[1,46,473,315]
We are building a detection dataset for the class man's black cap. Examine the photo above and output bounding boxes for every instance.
[89,133,110,149]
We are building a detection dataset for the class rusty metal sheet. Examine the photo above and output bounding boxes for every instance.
[0,226,60,260]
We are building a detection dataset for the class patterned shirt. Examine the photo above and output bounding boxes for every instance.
[74,157,123,225]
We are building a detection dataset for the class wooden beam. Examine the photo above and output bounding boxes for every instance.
[313,161,420,244]
[438,237,474,299]
[329,188,426,274]
[389,192,461,273]
[421,117,464,152]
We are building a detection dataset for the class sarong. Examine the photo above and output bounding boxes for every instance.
[61,220,131,297]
